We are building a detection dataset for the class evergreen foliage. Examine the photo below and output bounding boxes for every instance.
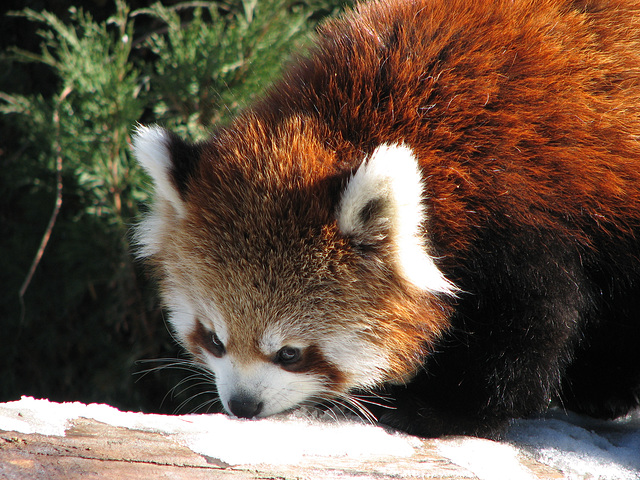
[0,0,349,413]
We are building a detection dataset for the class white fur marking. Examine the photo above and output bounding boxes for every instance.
[164,289,197,344]
[133,210,165,258]
[132,125,186,217]
[258,326,286,356]
[202,304,229,346]
[338,144,456,295]
[209,355,321,418]
[258,324,308,356]
[323,330,390,389]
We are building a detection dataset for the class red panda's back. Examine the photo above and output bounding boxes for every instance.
[258,0,640,252]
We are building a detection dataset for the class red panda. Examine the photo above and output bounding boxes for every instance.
[132,0,640,438]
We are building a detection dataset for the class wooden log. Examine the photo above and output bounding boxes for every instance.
[0,417,564,479]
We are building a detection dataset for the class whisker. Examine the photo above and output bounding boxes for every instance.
[134,355,220,414]
[350,392,395,410]
[189,394,223,415]
[176,389,218,414]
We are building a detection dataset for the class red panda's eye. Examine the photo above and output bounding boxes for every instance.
[275,346,302,366]
[205,332,225,358]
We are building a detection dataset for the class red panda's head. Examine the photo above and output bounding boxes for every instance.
[132,116,454,419]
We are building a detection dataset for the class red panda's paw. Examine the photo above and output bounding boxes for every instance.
[376,397,509,439]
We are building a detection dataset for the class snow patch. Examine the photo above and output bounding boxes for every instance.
[180,413,418,465]
[437,437,537,480]
[507,410,640,480]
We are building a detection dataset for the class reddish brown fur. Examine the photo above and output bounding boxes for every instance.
[281,345,346,389]
[260,0,640,255]
[188,320,224,359]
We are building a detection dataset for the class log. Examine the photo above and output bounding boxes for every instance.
[0,416,563,479]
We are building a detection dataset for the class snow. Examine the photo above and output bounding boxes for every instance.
[436,437,537,480]
[177,411,419,465]
[0,396,417,466]
[506,410,640,480]
[1,396,639,479]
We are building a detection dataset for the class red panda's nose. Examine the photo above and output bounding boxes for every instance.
[228,396,264,419]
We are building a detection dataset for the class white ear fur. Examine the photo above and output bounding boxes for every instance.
[338,144,456,295]
[132,124,186,218]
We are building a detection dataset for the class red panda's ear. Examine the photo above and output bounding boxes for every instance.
[336,144,456,295]
[132,125,201,218]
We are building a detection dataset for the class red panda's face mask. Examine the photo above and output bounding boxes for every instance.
[132,120,454,419]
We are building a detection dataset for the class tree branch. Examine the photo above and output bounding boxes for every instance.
[19,85,73,321]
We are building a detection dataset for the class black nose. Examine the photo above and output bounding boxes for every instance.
[228,397,264,419]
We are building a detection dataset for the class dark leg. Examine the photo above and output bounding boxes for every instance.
[561,275,640,420]
[378,232,593,438]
